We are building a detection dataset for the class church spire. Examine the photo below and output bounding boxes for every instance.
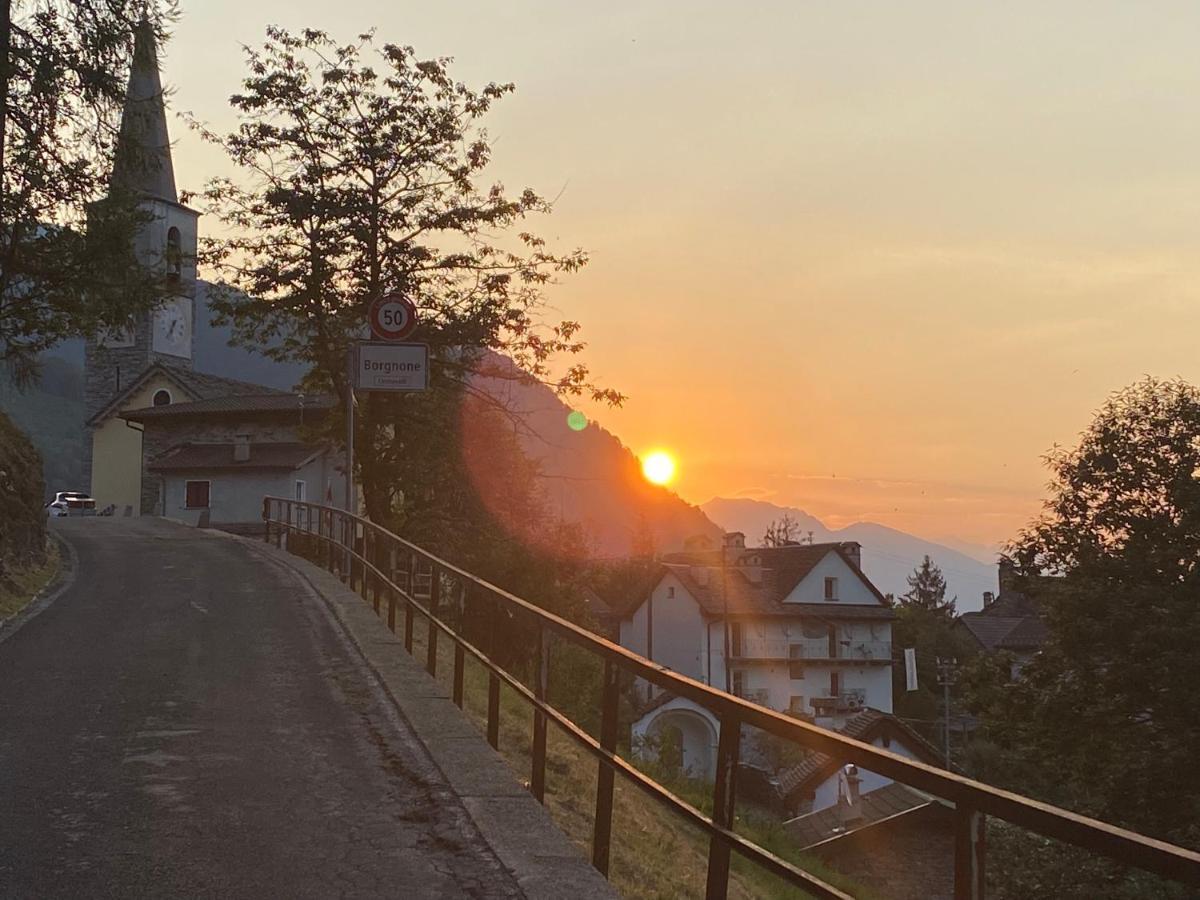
[110,19,177,203]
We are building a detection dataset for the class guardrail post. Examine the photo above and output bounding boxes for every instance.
[486,592,502,750]
[531,626,549,804]
[955,805,986,900]
[426,564,440,676]
[403,566,414,654]
[262,498,270,543]
[453,642,465,708]
[592,658,620,877]
[705,713,741,900]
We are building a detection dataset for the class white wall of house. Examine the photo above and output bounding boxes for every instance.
[631,696,720,781]
[810,735,927,812]
[620,572,706,682]
[783,553,879,605]
[159,454,342,525]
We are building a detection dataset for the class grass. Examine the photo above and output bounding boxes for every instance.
[0,539,60,622]
[386,599,873,900]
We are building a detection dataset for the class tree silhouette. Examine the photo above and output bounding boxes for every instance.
[900,555,956,616]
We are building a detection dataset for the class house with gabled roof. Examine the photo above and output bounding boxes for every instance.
[956,559,1048,676]
[620,533,896,780]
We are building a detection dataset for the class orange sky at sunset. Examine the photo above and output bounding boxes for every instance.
[165,2,1200,549]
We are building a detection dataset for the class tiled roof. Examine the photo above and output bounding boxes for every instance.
[776,708,944,801]
[123,391,334,421]
[650,543,892,620]
[148,442,322,471]
[88,361,290,426]
[957,615,1027,652]
[998,616,1048,650]
[160,363,286,399]
[785,782,935,850]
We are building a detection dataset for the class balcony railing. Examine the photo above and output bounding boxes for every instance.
[263,497,1200,900]
[730,637,892,663]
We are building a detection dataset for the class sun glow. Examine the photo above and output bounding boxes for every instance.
[642,451,677,486]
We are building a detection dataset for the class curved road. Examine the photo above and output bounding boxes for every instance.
[0,518,522,899]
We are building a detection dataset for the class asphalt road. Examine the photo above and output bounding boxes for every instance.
[0,518,522,899]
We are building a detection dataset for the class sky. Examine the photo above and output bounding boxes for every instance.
[161,2,1200,550]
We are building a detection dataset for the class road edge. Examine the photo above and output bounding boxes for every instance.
[0,529,78,645]
[229,531,618,900]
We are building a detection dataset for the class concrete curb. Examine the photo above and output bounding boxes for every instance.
[230,532,618,900]
[0,529,78,645]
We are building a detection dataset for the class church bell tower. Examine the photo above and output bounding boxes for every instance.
[83,20,200,490]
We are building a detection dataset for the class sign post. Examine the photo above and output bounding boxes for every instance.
[344,294,427,519]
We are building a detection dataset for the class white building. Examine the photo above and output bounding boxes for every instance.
[620,534,896,781]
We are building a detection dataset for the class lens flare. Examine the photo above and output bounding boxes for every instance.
[566,410,588,431]
[642,451,677,486]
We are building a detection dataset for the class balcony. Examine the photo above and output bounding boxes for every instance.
[729,637,892,664]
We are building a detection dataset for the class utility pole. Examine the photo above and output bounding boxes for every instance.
[936,656,958,768]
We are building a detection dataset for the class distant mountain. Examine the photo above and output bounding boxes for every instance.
[702,497,998,613]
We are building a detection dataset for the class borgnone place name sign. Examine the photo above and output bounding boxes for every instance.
[355,342,429,392]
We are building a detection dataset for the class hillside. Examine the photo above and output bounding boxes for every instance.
[702,497,997,612]
[468,356,721,557]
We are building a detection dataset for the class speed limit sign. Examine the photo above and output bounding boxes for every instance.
[368,294,418,341]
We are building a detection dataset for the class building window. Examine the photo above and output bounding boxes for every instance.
[788,644,805,679]
[294,480,306,502]
[730,621,743,658]
[788,695,806,717]
[824,576,838,601]
[666,586,674,598]
[152,389,172,406]
[732,670,745,698]
[166,226,182,279]
[185,480,210,509]
[830,671,841,697]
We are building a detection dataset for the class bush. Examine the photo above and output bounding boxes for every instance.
[0,410,47,589]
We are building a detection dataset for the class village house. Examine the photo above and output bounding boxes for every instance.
[618,533,898,780]
[956,558,1048,677]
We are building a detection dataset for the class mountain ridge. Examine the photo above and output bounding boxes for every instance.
[701,497,997,612]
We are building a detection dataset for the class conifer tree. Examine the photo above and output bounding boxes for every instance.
[900,554,956,616]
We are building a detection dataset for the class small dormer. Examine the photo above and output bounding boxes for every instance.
[723,532,746,550]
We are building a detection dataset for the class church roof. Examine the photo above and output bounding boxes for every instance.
[110,20,177,202]
[123,391,335,421]
[87,362,285,426]
[148,442,324,472]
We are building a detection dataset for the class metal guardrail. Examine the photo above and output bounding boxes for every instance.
[263,497,1200,900]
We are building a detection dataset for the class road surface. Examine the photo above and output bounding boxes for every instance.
[0,518,522,899]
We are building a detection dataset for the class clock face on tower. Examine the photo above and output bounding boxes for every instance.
[152,296,193,358]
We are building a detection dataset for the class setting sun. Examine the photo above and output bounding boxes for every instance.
[641,451,677,486]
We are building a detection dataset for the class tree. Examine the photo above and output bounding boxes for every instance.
[761,513,804,547]
[189,28,620,524]
[899,554,956,616]
[976,378,1200,858]
[1,2,172,381]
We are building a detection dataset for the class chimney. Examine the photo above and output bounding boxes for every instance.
[982,591,995,608]
[839,542,862,570]
[998,557,1016,595]
[838,764,865,825]
[233,432,251,463]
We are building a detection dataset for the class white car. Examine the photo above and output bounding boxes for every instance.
[46,491,97,517]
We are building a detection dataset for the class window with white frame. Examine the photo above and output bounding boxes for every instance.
[824,576,838,601]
